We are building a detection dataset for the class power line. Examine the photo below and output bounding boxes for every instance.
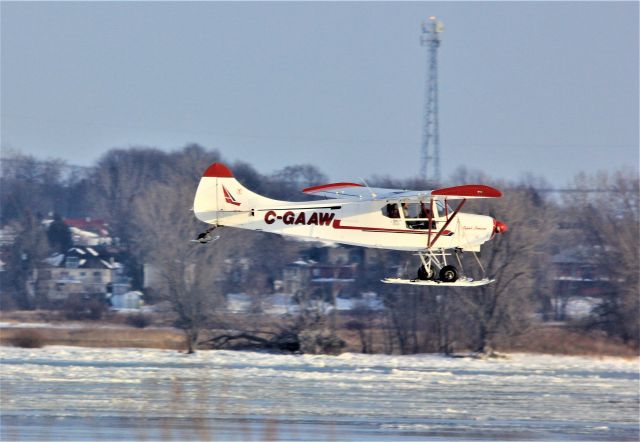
[2,158,631,194]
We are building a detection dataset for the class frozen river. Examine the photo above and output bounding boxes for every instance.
[1,346,638,441]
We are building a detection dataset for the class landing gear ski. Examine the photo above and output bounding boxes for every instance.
[383,250,493,287]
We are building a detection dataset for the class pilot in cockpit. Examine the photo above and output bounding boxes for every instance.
[419,202,431,219]
[386,203,400,218]
[401,202,409,218]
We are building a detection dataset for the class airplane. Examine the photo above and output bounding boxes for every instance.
[193,162,508,287]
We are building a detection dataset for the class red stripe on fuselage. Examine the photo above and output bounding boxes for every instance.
[332,220,452,235]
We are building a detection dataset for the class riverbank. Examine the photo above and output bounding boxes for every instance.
[0,310,637,357]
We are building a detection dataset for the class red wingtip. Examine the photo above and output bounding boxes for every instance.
[203,162,233,178]
[432,185,502,198]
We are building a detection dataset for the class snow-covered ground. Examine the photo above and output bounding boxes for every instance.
[1,346,638,441]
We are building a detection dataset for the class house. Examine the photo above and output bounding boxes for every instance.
[63,218,112,246]
[549,248,613,320]
[41,216,112,247]
[282,259,314,295]
[34,246,127,303]
[282,258,357,298]
[111,290,143,310]
[0,225,18,247]
[225,292,300,315]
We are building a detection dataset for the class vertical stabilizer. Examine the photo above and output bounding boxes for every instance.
[193,162,282,225]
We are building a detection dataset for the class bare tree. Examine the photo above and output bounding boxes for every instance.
[3,211,51,309]
[91,145,222,289]
[1,150,69,222]
[133,179,228,353]
[459,185,555,354]
[130,145,268,352]
[92,147,171,248]
[382,285,423,353]
[372,171,555,355]
[267,164,328,200]
[565,170,639,345]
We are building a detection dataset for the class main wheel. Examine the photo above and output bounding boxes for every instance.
[417,265,434,280]
[439,265,458,283]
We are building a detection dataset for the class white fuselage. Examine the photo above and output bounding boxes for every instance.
[197,181,495,251]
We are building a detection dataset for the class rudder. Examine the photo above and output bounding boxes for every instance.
[193,162,281,225]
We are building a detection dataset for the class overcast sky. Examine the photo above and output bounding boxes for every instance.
[1,1,638,186]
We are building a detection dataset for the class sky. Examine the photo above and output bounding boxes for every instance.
[1,1,638,186]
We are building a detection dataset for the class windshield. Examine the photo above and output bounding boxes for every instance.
[401,203,427,219]
[383,200,454,222]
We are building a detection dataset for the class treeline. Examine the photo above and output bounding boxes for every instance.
[1,145,638,354]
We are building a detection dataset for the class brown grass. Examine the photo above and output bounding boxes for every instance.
[7,330,45,348]
[0,327,185,350]
[500,325,639,358]
[1,311,637,357]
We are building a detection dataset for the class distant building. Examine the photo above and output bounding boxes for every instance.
[111,290,143,310]
[223,257,251,285]
[0,225,18,247]
[63,218,112,246]
[223,290,383,315]
[34,246,128,304]
[282,258,357,298]
[282,259,314,295]
[41,217,112,246]
[549,248,612,320]
[225,292,299,315]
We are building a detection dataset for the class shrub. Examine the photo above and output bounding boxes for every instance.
[63,297,107,321]
[299,330,346,355]
[10,330,45,348]
[126,313,150,328]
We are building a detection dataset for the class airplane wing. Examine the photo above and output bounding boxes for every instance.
[302,182,368,199]
[302,182,430,200]
[303,183,501,201]
[431,185,502,199]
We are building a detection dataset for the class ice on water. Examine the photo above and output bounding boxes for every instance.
[1,346,638,440]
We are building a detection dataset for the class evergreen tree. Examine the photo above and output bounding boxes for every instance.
[47,213,73,253]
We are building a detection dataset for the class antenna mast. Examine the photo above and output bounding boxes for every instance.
[420,17,444,185]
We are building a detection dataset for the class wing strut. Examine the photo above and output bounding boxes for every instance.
[428,198,466,249]
[427,199,434,246]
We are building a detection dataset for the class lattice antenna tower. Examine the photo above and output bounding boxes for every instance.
[420,17,444,185]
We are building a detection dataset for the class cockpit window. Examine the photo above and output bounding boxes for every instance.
[403,202,437,230]
[381,203,400,218]
[435,200,454,218]
[383,200,453,229]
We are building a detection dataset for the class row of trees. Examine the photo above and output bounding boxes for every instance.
[1,145,638,353]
